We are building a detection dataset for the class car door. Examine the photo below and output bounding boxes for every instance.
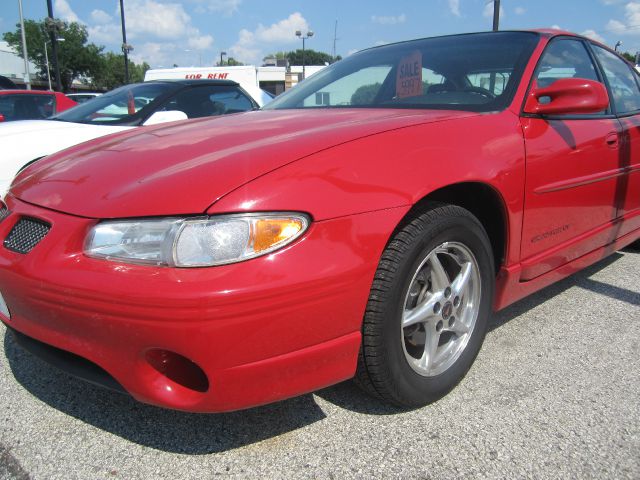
[590,44,640,239]
[519,37,621,280]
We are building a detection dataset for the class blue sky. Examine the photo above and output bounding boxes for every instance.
[1,1,639,67]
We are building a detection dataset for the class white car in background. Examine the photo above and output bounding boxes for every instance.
[0,79,268,196]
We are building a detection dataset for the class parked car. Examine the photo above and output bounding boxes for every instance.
[0,79,266,195]
[65,92,102,103]
[0,90,76,122]
[0,30,638,413]
[0,75,18,89]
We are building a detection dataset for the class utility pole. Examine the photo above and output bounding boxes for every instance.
[492,0,501,31]
[46,0,62,91]
[120,0,132,84]
[332,20,338,62]
[17,0,31,89]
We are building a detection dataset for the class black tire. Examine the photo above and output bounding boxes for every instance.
[355,203,495,407]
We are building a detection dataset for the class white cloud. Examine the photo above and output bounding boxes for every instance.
[188,34,214,50]
[371,14,407,25]
[55,0,80,23]
[581,29,606,43]
[448,0,461,17]
[202,0,242,15]
[374,40,390,46]
[515,6,526,15]
[255,12,309,42]
[87,23,122,44]
[124,0,192,39]
[82,0,216,67]
[229,12,309,64]
[483,3,505,19]
[129,42,171,66]
[550,24,563,30]
[90,9,112,25]
[606,1,640,36]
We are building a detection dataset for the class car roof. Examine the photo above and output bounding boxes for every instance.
[0,90,58,96]
[354,29,596,55]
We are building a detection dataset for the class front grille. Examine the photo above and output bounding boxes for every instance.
[0,206,9,223]
[4,217,51,254]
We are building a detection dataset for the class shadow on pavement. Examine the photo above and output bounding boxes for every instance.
[3,332,326,455]
[3,250,634,449]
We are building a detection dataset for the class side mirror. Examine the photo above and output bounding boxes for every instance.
[524,78,609,115]
[142,110,188,126]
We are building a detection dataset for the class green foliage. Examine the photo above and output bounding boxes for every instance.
[217,57,244,66]
[93,52,150,90]
[351,82,382,105]
[3,19,104,91]
[3,19,148,91]
[621,51,636,63]
[286,49,337,66]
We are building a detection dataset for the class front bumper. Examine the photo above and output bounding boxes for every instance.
[0,195,407,412]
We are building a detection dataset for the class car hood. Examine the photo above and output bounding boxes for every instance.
[11,109,477,218]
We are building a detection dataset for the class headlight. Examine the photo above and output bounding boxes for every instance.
[85,213,310,267]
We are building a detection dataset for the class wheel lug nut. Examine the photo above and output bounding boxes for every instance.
[448,317,455,327]
[436,321,443,332]
[453,296,460,307]
[444,287,451,298]
[433,302,441,314]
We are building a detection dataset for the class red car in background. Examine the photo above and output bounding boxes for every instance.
[0,29,638,413]
[0,90,76,122]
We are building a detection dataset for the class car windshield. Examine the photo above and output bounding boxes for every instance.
[265,32,539,113]
[53,82,180,125]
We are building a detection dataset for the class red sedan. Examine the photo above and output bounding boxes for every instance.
[0,90,77,122]
[0,30,638,412]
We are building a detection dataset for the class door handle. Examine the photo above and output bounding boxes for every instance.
[606,132,619,148]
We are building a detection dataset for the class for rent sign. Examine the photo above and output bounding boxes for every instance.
[184,73,230,80]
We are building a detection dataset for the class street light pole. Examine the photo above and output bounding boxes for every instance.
[615,41,622,52]
[44,41,51,90]
[295,30,314,79]
[17,0,31,89]
[46,0,62,92]
[220,51,226,66]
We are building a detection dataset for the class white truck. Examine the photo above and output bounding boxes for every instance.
[144,66,274,105]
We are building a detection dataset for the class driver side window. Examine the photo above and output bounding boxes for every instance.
[534,39,600,88]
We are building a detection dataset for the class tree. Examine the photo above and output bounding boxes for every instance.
[216,57,244,66]
[621,51,637,64]
[93,52,150,90]
[3,19,104,91]
[351,83,381,105]
[286,49,340,66]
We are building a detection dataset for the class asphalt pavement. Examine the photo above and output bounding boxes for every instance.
[1,247,639,479]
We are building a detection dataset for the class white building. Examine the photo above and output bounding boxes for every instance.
[0,41,38,88]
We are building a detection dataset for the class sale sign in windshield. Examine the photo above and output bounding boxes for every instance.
[396,51,423,99]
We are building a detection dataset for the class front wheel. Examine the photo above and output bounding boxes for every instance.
[355,204,495,407]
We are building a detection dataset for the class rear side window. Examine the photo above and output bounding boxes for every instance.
[534,39,599,88]
[591,45,640,115]
[0,94,55,121]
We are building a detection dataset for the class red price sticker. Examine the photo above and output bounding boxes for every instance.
[396,50,423,99]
